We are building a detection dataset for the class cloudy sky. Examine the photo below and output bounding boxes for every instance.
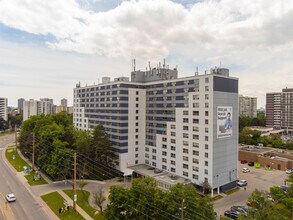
[0,0,293,107]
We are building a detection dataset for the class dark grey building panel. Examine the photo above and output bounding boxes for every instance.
[213,76,238,93]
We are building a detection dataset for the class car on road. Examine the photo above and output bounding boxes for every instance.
[286,169,293,174]
[237,180,247,187]
[240,160,247,164]
[6,193,16,202]
[248,161,254,166]
[242,168,250,173]
[224,210,238,219]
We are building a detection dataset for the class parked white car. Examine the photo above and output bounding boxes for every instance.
[237,180,248,187]
[242,168,250,173]
[286,169,293,174]
[6,193,16,202]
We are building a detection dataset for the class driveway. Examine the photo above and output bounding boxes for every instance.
[214,161,288,216]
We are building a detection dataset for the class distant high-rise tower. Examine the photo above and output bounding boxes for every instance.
[18,98,25,110]
[0,97,8,121]
[61,98,67,107]
[239,95,257,118]
[266,88,293,131]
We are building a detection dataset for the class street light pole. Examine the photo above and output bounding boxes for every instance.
[32,133,35,171]
[180,199,185,220]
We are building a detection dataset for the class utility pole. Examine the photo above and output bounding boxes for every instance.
[32,133,35,171]
[73,151,77,211]
[15,125,17,150]
[180,199,185,220]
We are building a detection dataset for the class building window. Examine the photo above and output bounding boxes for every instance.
[193,111,199,116]
[205,144,209,150]
[171,167,176,173]
[183,141,188,146]
[193,126,199,132]
[205,111,209,116]
[135,154,138,158]
[205,103,209,108]
[136,116,139,120]
[205,161,208,166]
[171,153,176,158]
[205,77,209,83]
[162,144,167,149]
[193,158,199,164]
[193,174,199,180]
[183,126,189,131]
[193,150,199,156]
[152,155,156,160]
[205,136,209,141]
[205,169,208,175]
[183,156,189,161]
[193,142,199,148]
[193,166,199,172]
[205,153,208,158]
[205,119,209,124]
[205,127,208,133]
[193,119,199,124]
[145,160,149,164]
[193,135,199,140]
[136,91,139,95]
[171,146,176,151]
[183,110,188,115]
[162,158,167,163]
[162,151,167,156]
[152,162,156,167]
[136,110,139,114]
[193,95,199,100]
[183,164,189,169]
[183,118,189,123]
[171,139,176,144]
[135,147,138,151]
[171,131,176,136]
[171,160,176,165]
[205,85,209,91]
[136,128,139,132]
[205,177,208,182]
[152,149,156,153]
[136,135,139,139]
[162,137,167,142]
[193,103,199,108]
[183,133,189,138]
[136,122,139,126]
[183,171,188,177]
[162,165,167,170]
[145,153,149,158]
[171,124,176,129]
[205,94,209,100]
[183,148,189,154]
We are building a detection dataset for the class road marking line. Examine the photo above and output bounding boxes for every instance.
[0,206,4,218]
[0,192,5,200]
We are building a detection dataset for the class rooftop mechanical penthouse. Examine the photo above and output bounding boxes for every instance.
[73,63,239,192]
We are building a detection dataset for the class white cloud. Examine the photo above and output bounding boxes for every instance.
[0,0,293,107]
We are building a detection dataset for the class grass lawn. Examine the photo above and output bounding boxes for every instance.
[24,171,48,185]
[224,187,240,195]
[5,148,30,172]
[63,189,104,220]
[41,191,85,220]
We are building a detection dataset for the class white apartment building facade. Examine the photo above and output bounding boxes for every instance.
[239,95,257,118]
[23,99,54,120]
[0,97,8,121]
[73,65,239,192]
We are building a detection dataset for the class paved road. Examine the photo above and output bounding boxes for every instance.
[0,134,50,220]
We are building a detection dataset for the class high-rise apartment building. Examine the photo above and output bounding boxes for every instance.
[266,88,293,132]
[18,98,25,110]
[61,98,68,107]
[73,65,239,192]
[0,97,8,121]
[239,95,257,118]
[23,98,54,120]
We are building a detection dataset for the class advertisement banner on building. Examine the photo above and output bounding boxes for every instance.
[217,106,233,139]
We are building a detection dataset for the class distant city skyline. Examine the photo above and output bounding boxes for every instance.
[1,0,293,107]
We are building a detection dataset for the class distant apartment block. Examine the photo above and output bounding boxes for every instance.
[266,88,293,132]
[239,95,257,118]
[18,98,25,110]
[0,97,8,121]
[73,63,239,192]
[55,105,73,114]
[23,98,54,120]
[61,98,68,107]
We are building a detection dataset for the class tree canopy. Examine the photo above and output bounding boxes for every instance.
[104,177,215,220]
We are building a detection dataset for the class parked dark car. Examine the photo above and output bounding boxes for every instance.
[248,161,254,166]
[231,206,248,216]
[241,160,247,164]
[224,210,238,219]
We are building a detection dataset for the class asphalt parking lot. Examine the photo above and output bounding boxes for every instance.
[214,161,288,216]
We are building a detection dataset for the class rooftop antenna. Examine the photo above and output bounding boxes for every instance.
[163,58,166,68]
[134,58,136,71]
[195,66,198,75]
[149,61,151,70]
[132,59,133,72]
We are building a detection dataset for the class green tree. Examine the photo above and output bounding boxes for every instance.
[91,125,118,167]
[0,118,8,131]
